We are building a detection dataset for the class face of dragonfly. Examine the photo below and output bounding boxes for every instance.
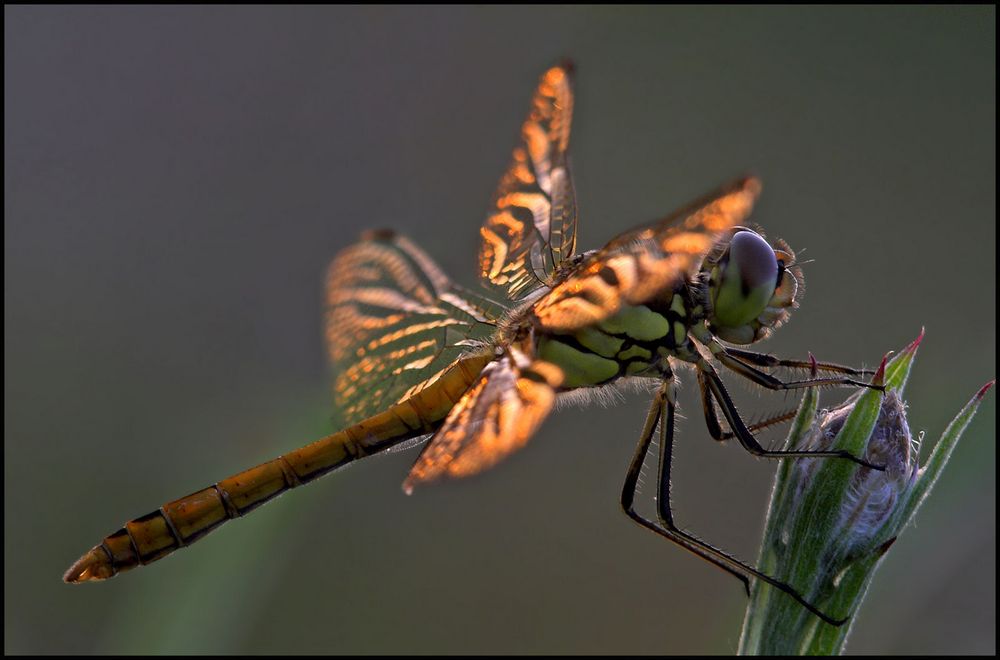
[700,227,804,345]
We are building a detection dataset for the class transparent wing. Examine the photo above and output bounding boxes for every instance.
[532,177,762,332]
[402,355,563,493]
[326,230,504,425]
[479,62,577,300]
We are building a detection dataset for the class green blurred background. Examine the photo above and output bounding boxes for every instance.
[5,6,994,654]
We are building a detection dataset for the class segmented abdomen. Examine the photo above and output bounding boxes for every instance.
[63,352,491,583]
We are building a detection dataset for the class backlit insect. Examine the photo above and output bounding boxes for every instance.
[64,62,882,625]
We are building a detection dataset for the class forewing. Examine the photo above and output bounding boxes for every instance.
[479,63,577,299]
[402,355,562,493]
[326,230,503,425]
[532,177,762,332]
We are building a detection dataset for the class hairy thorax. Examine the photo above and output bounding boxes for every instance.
[524,281,705,390]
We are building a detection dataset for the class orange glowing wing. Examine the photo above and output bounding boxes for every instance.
[531,177,762,332]
[479,62,577,299]
[402,354,564,493]
[326,230,504,425]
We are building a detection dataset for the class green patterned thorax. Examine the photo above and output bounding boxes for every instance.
[535,287,699,389]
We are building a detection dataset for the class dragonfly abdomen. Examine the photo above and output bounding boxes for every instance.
[63,352,492,583]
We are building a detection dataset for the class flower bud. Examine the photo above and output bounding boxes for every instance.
[739,333,993,655]
[791,390,918,559]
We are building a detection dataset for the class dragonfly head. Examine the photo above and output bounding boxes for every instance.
[702,227,803,345]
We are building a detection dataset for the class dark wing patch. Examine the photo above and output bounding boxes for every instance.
[402,355,564,492]
[479,63,577,299]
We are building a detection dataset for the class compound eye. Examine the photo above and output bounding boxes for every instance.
[713,230,779,328]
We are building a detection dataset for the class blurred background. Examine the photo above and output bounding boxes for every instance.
[5,6,994,654]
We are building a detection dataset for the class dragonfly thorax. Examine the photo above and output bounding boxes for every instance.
[533,285,700,390]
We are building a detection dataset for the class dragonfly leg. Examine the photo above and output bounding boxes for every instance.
[698,371,806,443]
[619,376,848,626]
[715,409,799,441]
[700,363,884,470]
[724,347,874,377]
[697,370,726,442]
[716,349,882,392]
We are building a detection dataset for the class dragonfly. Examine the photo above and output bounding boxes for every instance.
[64,62,882,625]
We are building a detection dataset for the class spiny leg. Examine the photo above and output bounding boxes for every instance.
[621,382,750,591]
[697,371,797,443]
[699,363,884,470]
[717,409,798,441]
[724,347,874,377]
[715,349,880,392]
[697,370,725,441]
[619,377,848,626]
